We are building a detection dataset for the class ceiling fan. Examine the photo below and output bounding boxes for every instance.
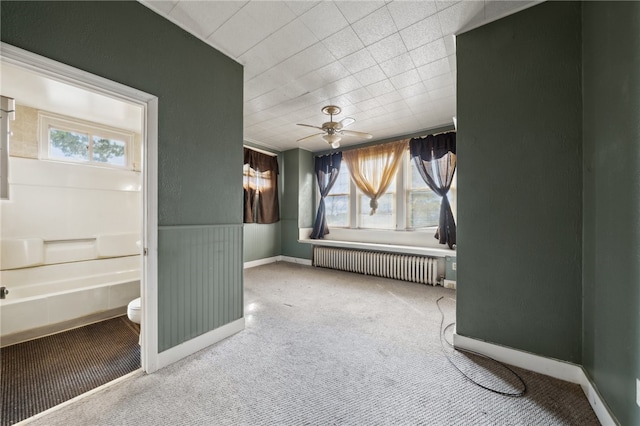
[296,105,372,149]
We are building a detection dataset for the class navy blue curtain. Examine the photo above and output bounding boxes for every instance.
[410,132,457,249]
[310,152,342,239]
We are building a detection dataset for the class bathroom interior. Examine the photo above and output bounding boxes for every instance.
[0,61,144,424]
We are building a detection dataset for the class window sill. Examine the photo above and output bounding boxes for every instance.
[298,228,456,258]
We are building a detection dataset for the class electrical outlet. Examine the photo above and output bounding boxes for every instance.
[637,378,640,407]
[452,262,457,271]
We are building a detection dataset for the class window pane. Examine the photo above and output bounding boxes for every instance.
[49,128,89,161]
[92,136,126,166]
[410,159,429,189]
[359,193,395,229]
[325,195,348,227]
[243,164,253,190]
[324,163,350,227]
[409,191,441,228]
[407,155,449,229]
[329,163,350,195]
[257,170,272,191]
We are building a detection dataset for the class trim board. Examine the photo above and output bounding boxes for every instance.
[453,333,618,426]
[244,256,312,269]
[157,317,245,369]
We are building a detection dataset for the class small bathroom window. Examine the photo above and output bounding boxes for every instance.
[39,112,133,169]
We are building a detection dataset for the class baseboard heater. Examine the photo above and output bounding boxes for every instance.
[312,246,440,285]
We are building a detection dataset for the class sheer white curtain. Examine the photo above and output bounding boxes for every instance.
[342,140,408,215]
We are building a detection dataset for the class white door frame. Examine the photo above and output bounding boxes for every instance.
[1,42,160,373]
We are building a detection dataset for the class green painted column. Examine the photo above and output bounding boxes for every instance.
[582,2,640,424]
[281,149,314,259]
[456,1,583,362]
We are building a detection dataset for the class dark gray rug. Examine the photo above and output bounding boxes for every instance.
[1,316,140,426]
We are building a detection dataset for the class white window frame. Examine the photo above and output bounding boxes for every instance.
[39,111,134,169]
[322,147,455,232]
[0,96,15,200]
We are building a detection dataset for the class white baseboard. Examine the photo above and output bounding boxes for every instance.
[443,279,457,289]
[279,256,312,266]
[157,318,245,369]
[244,255,312,269]
[244,256,280,269]
[453,333,618,426]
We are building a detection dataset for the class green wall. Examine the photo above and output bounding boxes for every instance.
[582,2,640,424]
[458,1,640,422]
[244,222,281,262]
[281,148,314,259]
[456,1,583,362]
[1,1,244,351]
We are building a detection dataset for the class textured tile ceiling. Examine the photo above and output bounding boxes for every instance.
[140,0,539,152]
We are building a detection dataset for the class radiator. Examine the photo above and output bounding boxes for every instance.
[312,246,440,286]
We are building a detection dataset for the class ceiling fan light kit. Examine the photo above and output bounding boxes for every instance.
[297,105,372,149]
[322,133,341,147]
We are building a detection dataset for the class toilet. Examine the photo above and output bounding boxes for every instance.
[127,297,141,324]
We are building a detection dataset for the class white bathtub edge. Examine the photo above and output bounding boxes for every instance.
[1,307,127,347]
[1,280,140,338]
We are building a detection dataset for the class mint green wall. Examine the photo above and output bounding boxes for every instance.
[1,1,244,352]
[244,222,281,262]
[158,225,243,350]
[582,2,640,424]
[281,149,314,259]
[456,2,583,362]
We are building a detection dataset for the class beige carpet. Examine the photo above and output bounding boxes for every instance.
[26,262,598,425]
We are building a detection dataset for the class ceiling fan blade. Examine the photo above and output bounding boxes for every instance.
[336,117,355,130]
[297,123,324,131]
[296,132,325,142]
[341,130,373,139]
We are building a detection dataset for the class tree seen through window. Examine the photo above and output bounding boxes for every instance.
[49,128,126,166]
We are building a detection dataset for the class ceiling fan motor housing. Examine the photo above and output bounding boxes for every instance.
[323,122,340,133]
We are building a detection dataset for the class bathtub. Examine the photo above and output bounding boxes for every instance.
[0,255,141,340]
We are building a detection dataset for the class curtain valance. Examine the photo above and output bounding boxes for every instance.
[244,147,279,173]
[409,131,456,160]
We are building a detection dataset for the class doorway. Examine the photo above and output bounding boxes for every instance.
[0,43,159,422]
